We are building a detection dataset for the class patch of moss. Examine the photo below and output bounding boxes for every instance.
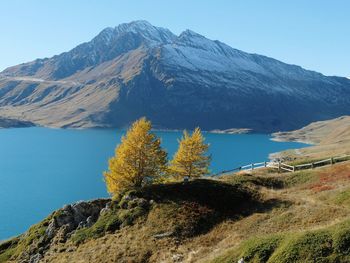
[283,170,317,187]
[118,206,147,226]
[225,174,284,189]
[333,188,350,206]
[71,206,148,245]
[71,210,120,244]
[0,237,20,262]
[332,221,350,255]
[241,235,284,262]
[212,234,284,263]
[211,219,350,263]
[0,214,53,262]
[269,231,333,262]
[117,189,138,207]
[24,216,51,246]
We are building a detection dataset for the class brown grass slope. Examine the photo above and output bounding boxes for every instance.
[210,162,350,263]
[272,115,350,160]
[2,162,350,262]
[0,179,268,263]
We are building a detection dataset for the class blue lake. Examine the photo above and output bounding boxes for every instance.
[0,127,307,240]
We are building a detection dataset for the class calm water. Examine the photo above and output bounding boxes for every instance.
[0,127,306,240]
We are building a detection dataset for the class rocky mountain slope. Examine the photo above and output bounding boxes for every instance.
[1,20,350,131]
[0,117,34,128]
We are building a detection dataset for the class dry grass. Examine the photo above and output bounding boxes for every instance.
[2,162,350,263]
[207,161,350,262]
[273,116,350,160]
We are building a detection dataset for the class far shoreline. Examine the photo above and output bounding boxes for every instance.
[0,123,255,135]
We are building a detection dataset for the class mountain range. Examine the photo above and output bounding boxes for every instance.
[0,20,349,132]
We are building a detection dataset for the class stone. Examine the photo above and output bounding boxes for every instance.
[172,253,184,262]
[86,216,94,227]
[45,220,57,239]
[100,207,111,216]
[153,231,174,239]
[127,198,148,209]
[29,253,42,263]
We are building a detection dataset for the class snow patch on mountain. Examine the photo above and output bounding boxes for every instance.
[160,44,268,75]
[113,20,176,45]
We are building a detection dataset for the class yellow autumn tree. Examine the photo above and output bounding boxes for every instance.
[104,117,167,195]
[169,128,210,179]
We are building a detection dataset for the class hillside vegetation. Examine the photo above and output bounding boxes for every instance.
[0,179,262,262]
[1,161,350,262]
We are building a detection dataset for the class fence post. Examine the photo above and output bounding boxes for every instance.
[278,161,281,173]
[331,157,334,165]
[293,166,295,172]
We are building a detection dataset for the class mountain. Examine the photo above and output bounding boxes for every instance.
[1,20,350,132]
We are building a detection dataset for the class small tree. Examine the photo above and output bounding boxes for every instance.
[169,128,210,179]
[104,117,167,195]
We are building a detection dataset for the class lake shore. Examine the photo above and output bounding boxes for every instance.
[0,118,35,129]
[270,116,350,160]
[0,123,254,135]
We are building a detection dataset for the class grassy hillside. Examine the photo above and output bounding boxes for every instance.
[272,116,350,160]
[2,115,350,262]
[209,162,350,263]
[2,161,350,262]
[0,179,264,262]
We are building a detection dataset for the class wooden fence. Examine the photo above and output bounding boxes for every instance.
[215,154,350,176]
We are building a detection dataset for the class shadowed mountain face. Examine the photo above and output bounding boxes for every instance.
[1,20,349,131]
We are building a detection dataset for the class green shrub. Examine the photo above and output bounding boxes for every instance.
[0,237,20,262]
[0,214,53,262]
[118,206,147,226]
[71,210,121,244]
[210,234,283,263]
[283,170,316,187]
[211,221,350,263]
[333,223,350,255]
[333,189,350,206]
[269,231,333,262]
[71,206,148,245]
[239,235,283,262]
[223,174,284,189]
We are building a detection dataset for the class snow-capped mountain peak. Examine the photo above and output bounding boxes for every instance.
[1,20,349,132]
[112,20,176,44]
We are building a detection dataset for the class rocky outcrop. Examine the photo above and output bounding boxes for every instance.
[0,179,265,262]
[10,195,157,262]
[46,199,110,239]
[13,199,110,263]
[0,117,34,128]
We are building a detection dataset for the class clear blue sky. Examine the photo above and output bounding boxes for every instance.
[1,0,349,77]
